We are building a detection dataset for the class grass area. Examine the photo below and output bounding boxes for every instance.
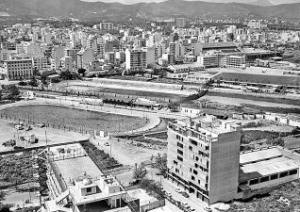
[80,141,122,171]
[0,105,148,133]
[228,180,300,212]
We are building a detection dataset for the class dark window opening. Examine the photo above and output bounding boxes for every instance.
[270,174,278,180]
[289,169,298,175]
[249,179,259,185]
[177,142,183,148]
[260,176,269,183]
[280,172,288,178]
[177,149,183,155]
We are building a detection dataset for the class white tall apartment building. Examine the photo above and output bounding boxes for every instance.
[167,115,241,204]
[125,48,146,72]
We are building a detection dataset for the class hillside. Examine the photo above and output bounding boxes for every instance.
[0,0,300,20]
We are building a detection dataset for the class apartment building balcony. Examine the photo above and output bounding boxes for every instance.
[169,122,189,137]
[189,130,218,144]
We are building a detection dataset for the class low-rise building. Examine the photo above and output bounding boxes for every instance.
[166,63,205,79]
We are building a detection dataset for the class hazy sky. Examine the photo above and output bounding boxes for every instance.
[83,0,300,5]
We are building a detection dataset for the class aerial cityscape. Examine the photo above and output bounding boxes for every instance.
[1,0,300,212]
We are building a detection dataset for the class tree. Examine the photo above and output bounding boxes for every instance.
[28,77,38,87]
[132,163,147,181]
[154,153,167,176]
[40,74,48,85]
[59,70,81,81]
[78,68,86,77]
[0,207,11,212]
[1,85,20,101]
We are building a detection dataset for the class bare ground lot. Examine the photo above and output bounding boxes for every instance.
[206,91,300,107]
[202,95,300,111]
[0,119,88,152]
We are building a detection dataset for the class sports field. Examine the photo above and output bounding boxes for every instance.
[0,105,148,133]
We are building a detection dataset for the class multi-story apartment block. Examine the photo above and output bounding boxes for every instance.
[198,54,219,68]
[33,57,50,71]
[125,48,146,72]
[176,18,187,28]
[225,55,246,68]
[100,22,114,31]
[3,57,33,80]
[167,115,241,204]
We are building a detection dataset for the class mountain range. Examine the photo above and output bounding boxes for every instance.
[1,0,300,20]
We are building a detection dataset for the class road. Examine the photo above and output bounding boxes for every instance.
[161,179,211,212]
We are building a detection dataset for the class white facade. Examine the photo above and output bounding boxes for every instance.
[125,48,146,72]
[4,57,33,80]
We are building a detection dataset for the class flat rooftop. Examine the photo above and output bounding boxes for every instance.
[239,156,298,182]
[240,148,283,165]
[240,48,270,54]
[55,156,103,181]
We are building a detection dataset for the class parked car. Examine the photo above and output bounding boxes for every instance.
[104,142,110,146]
[204,207,212,212]
[15,125,23,130]
[181,191,189,198]
[182,202,190,209]
[175,187,182,193]
[36,123,45,128]
[164,192,172,198]
[25,126,32,131]
[2,139,16,147]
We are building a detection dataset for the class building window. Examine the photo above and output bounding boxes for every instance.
[190,139,197,146]
[177,142,183,148]
[280,172,288,178]
[289,169,298,175]
[193,170,198,175]
[173,160,178,165]
[191,175,195,181]
[249,179,259,185]
[270,174,278,180]
[177,156,183,162]
[260,176,269,183]
[189,146,193,151]
[177,149,183,155]
[86,187,92,193]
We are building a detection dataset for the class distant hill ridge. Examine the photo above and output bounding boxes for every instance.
[1,0,300,20]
